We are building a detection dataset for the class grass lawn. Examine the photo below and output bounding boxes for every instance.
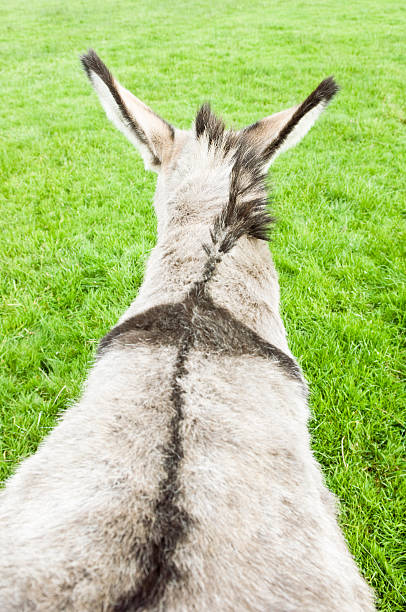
[0,0,404,608]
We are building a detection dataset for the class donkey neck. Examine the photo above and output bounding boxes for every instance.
[120,222,290,354]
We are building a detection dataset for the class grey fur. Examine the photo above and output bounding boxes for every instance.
[0,51,375,612]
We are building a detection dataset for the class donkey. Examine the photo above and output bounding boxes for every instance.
[0,50,375,611]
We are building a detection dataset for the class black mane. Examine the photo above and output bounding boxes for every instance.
[195,103,274,249]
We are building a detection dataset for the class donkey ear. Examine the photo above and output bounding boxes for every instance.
[243,77,339,169]
[81,50,174,171]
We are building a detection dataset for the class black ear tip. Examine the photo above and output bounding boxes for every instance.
[80,48,97,75]
[80,49,112,84]
[319,76,340,101]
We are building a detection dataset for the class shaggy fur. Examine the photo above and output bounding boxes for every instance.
[0,50,375,612]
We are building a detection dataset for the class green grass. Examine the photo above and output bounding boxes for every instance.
[0,0,405,608]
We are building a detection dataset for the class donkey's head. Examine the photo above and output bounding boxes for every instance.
[81,50,337,245]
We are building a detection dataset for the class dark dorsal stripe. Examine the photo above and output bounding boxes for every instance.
[112,331,193,612]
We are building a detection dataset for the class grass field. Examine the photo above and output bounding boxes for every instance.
[0,0,405,608]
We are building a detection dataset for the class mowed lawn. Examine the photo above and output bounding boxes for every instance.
[0,0,404,608]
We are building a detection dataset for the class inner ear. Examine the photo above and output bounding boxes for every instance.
[243,107,297,146]
[242,77,339,168]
